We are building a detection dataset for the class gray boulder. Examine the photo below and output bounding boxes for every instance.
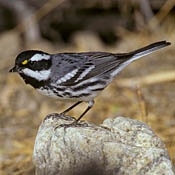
[33,114,174,175]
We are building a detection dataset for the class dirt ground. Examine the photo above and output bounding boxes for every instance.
[0,1,175,174]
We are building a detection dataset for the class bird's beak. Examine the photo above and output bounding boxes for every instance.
[9,65,18,73]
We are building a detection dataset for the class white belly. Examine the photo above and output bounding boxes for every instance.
[37,87,101,102]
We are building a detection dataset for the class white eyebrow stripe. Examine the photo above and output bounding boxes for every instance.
[75,65,95,82]
[56,69,79,84]
[30,54,50,61]
[23,68,51,81]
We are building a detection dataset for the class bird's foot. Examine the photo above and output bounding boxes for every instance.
[55,120,88,130]
[61,120,88,127]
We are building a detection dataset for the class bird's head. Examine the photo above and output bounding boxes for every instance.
[9,50,52,87]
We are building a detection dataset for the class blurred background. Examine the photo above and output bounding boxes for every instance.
[0,0,175,174]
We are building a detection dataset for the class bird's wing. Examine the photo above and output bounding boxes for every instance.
[53,41,170,86]
[54,52,126,86]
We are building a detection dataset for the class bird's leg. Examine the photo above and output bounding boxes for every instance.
[57,100,94,128]
[61,101,82,115]
[76,100,94,122]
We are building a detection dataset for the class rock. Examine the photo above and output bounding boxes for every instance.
[33,114,174,175]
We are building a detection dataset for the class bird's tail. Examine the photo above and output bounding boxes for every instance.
[123,41,171,61]
[110,41,171,77]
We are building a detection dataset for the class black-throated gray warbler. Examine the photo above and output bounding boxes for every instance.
[9,41,170,124]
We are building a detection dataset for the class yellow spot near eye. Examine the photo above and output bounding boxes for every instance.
[22,60,28,65]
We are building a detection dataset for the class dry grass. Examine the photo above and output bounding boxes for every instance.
[0,1,175,174]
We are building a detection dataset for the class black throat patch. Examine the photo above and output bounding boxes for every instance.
[19,73,49,89]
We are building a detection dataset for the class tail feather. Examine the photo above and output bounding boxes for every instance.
[110,41,171,77]
[128,40,171,61]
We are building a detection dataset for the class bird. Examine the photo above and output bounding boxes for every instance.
[9,41,170,125]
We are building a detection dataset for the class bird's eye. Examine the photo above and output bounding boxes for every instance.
[22,60,28,65]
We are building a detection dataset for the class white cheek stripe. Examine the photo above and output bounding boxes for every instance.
[30,54,50,61]
[23,68,51,81]
[56,69,79,84]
